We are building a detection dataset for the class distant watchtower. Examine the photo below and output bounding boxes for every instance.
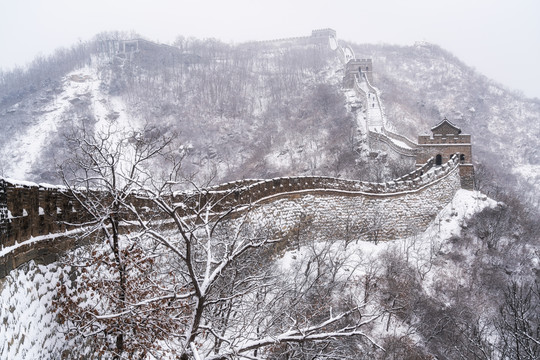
[343,59,373,88]
[311,28,337,38]
[416,118,474,189]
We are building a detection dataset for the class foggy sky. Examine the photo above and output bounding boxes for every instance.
[1,0,539,99]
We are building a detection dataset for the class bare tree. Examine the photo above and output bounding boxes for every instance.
[56,122,181,359]
[496,281,540,359]
[55,125,384,359]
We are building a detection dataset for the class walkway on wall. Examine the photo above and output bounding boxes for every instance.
[361,79,384,132]
[335,41,417,153]
[360,74,415,151]
[0,154,463,277]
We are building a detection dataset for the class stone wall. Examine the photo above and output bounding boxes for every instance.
[244,164,461,242]
[417,134,473,165]
[383,128,419,150]
[417,131,474,189]
[0,180,83,248]
[200,156,441,213]
[0,231,90,278]
[242,29,336,50]
[343,59,373,87]
[368,131,417,159]
[0,155,454,250]
[0,155,464,277]
[0,179,158,249]
[0,181,8,242]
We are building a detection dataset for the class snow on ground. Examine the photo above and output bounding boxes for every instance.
[4,60,136,181]
[5,72,80,179]
[276,189,496,341]
[0,189,495,358]
[0,261,71,359]
[389,136,413,149]
[345,72,419,154]
[328,37,338,51]
[513,164,540,191]
[277,190,494,275]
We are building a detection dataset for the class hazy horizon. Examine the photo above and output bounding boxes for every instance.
[1,0,539,99]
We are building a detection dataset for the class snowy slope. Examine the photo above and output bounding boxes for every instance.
[353,42,540,199]
[2,63,137,181]
[0,189,496,359]
[0,261,71,359]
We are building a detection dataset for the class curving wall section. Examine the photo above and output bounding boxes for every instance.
[243,161,461,243]
[0,30,469,277]
[0,156,462,277]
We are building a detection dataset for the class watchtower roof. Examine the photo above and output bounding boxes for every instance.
[431,118,461,135]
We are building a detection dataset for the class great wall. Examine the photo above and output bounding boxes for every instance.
[0,29,474,278]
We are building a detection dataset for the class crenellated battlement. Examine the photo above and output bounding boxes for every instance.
[0,155,463,278]
[241,28,337,49]
[0,29,474,278]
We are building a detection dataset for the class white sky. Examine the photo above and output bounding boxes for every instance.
[1,0,539,99]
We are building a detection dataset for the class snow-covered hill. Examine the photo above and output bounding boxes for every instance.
[1,38,361,185]
[1,189,514,359]
[1,66,137,180]
[2,37,538,204]
[353,42,540,200]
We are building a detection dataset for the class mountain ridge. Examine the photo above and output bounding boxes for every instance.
[0,31,538,203]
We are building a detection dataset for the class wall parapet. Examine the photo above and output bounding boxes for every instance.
[239,160,462,244]
[0,155,461,277]
[181,155,458,214]
[0,180,8,243]
[242,29,336,49]
[368,131,418,158]
[383,128,418,149]
[0,155,458,248]
[418,134,471,144]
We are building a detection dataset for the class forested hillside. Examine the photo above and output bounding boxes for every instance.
[1,33,539,204]
[0,31,539,359]
[0,33,364,186]
[353,42,540,204]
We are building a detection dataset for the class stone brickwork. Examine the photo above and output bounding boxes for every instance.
[417,118,474,189]
[341,51,475,190]
[0,155,463,278]
[0,180,8,242]
[242,28,337,50]
[245,164,461,242]
[0,32,475,277]
[0,181,82,249]
[368,131,417,159]
[0,180,158,249]
[200,156,439,213]
[311,28,337,38]
[343,58,374,87]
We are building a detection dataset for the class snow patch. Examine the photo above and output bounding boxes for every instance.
[0,261,71,359]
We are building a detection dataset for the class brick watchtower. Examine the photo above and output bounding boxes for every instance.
[343,58,373,88]
[416,118,474,189]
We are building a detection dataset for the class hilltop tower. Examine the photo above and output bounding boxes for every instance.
[343,58,373,87]
[311,28,337,38]
[416,118,474,189]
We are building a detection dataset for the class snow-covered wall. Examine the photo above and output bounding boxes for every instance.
[244,161,461,242]
[368,131,417,159]
[0,156,461,278]
[0,180,8,245]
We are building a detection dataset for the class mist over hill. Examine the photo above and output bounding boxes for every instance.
[1,32,538,205]
[0,33,537,194]
[1,30,539,360]
[353,42,540,202]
